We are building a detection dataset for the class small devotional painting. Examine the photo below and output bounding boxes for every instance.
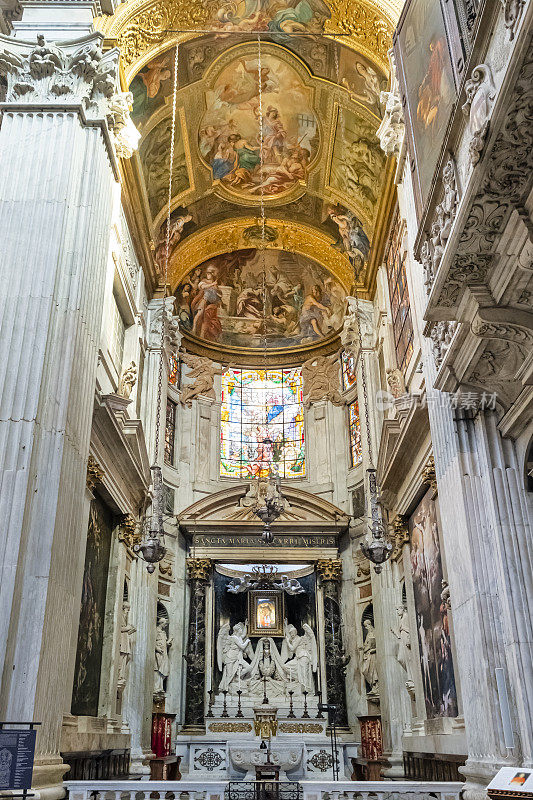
[248,590,284,637]
[393,0,457,217]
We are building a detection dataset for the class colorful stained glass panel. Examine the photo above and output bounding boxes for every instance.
[220,368,305,479]
[349,401,362,468]
[341,350,357,391]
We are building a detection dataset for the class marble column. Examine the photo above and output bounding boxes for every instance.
[423,337,533,795]
[183,558,212,728]
[0,33,138,799]
[317,559,349,727]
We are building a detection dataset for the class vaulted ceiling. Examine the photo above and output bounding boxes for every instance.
[98,0,400,363]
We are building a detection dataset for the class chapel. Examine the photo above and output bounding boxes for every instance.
[0,0,532,798]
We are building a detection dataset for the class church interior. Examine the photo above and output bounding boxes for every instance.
[0,0,532,798]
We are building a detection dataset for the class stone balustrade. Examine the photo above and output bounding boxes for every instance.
[66,778,463,800]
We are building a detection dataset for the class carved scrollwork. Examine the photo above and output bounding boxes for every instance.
[500,0,526,41]
[462,64,495,168]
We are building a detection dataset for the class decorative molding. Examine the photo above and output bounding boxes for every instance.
[86,455,104,489]
[186,557,212,582]
[118,513,141,550]
[302,355,344,409]
[422,157,460,297]
[317,558,343,582]
[208,721,253,733]
[278,722,324,733]
[429,320,459,370]
[421,456,437,492]
[462,64,495,169]
[500,0,526,40]
[390,514,409,561]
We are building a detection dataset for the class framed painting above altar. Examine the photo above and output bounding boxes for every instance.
[248,590,284,637]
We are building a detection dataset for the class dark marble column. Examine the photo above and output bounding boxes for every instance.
[184,558,212,727]
[318,559,350,727]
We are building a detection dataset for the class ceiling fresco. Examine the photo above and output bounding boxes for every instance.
[98,0,399,361]
[176,249,346,350]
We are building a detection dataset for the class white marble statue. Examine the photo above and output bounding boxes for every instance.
[248,637,288,698]
[391,604,415,696]
[281,621,318,694]
[117,601,136,689]
[361,619,379,695]
[118,361,137,399]
[217,621,254,693]
[154,618,172,695]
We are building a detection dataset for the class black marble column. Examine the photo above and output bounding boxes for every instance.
[184,558,212,726]
[318,559,350,727]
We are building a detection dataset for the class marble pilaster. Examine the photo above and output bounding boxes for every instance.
[184,558,212,728]
[0,32,138,798]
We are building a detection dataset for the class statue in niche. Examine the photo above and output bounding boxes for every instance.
[217,621,254,694]
[361,619,379,696]
[281,621,318,694]
[391,604,415,696]
[248,637,288,698]
[118,361,137,399]
[118,601,136,689]
[154,617,172,695]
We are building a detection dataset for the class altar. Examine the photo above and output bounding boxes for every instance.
[174,549,359,781]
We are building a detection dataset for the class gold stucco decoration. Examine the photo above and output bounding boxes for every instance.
[317,558,343,582]
[187,557,213,582]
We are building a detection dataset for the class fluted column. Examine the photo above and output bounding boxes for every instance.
[0,33,138,799]
[183,558,212,727]
[317,559,349,727]
[423,335,533,795]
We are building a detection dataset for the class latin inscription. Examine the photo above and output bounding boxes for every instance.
[192,534,337,548]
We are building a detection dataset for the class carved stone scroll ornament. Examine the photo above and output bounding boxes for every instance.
[86,455,104,490]
[341,297,374,355]
[118,361,137,399]
[500,0,526,40]
[420,158,459,297]
[376,88,405,157]
[149,297,181,350]
[179,351,225,407]
[462,64,495,168]
[0,34,140,161]
[301,355,343,409]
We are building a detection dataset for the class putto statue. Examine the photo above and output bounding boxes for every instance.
[217,621,254,693]
[281,621,318,694]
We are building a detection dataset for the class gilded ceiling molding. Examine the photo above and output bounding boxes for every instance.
[96,0,396,79]
[167,217,357,293]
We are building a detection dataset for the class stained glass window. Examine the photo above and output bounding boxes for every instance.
[386,209,413,372]
[168,354,179,387]
[341,350,357,391]
[220,368,305,479]
[349,401,362,468]
[164,398,176,465]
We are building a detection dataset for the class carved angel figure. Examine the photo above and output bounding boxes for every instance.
[302,355,343,409]
[179,351,225,407]
[227,574,255,594]
[273,575,305,595]
[217,621,254,693]
[281,621,318,694]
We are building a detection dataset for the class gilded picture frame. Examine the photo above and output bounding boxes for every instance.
[248,589,284,637]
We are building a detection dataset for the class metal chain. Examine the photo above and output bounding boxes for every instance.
[154,41,180,465]
[257,33,268,381]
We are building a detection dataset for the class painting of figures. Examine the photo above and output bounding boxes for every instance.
[139,116,189,218]
[323,202,371,268]
[176,249,346,349]
[394,0,455,215]
[329,109,386,225]
[338,48,387,115]
[129,51,174,127]
[71,495,113,716]
[409,490,458,718]
[199,54,319,198]
[210,0,330,33]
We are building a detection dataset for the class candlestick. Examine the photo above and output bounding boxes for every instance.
[236,689,244,718]
[262,676,269,705]
[221,690,229,718]
[206,689,214,718]
[316,691,324,719]
[288,690,295,719]
[302,690,310,718]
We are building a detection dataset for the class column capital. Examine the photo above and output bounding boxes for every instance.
[86,454,104,490]
[0,32,140,159]
[317,558,342,583]
[187,557,212,583]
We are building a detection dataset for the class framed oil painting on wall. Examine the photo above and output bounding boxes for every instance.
[393,0,464,220]
[248,590,284,637]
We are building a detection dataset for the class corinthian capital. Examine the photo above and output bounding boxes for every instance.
[0,32,139,159]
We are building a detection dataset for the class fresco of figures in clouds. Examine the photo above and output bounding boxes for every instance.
[199,54,319,199]
[176,249,346,350]
[207,0,331,33]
